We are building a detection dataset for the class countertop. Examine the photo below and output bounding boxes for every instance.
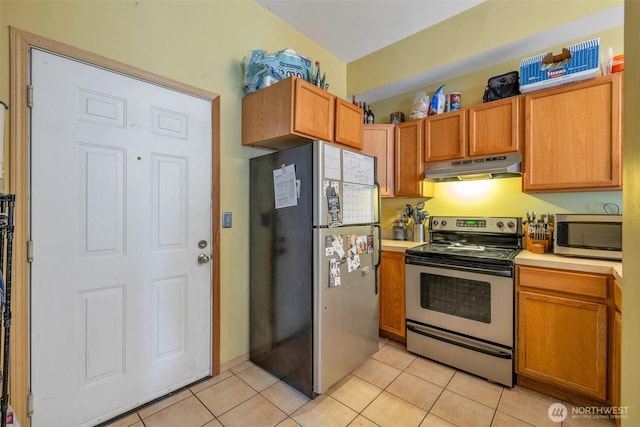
[381,239,623,282]
[515,250,622,282]
[381,239,423,252]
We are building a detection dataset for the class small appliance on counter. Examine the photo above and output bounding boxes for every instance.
[553,213,622,261]
[392,219,409,240]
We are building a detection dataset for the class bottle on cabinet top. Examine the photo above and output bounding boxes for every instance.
[311,61,327,89]
[352,97,374,124]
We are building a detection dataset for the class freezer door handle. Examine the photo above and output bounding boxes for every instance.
[373,177,381,270]
[373,179,381,225]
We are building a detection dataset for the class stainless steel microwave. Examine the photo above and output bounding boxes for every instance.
[553,214,622,261]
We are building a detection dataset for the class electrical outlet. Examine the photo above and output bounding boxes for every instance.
[222,212,232,228]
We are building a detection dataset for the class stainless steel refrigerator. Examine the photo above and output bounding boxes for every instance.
[250,140,380,398]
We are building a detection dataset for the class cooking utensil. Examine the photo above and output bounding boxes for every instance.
[403,205,413,222]
[543,213,549,239]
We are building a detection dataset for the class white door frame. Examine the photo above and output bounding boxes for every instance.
[9,27,221,426]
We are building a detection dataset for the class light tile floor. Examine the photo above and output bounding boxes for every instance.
[103,339,616,427]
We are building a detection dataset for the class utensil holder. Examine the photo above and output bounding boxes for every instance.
[413,223,425,243]
[525,223,553,254]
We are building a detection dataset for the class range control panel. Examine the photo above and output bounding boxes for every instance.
[429,216,522,234]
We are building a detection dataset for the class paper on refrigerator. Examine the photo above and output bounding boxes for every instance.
[323,144,341,180]
[273,164,298,209]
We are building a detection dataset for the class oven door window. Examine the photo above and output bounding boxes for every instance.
[419,272,491,323]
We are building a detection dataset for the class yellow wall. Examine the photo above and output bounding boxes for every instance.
[622,0,638,423]
[381,179,623,230]
[1,1,637,421]
[378,43,626,232]
[352,1,624,235]
[348,0,623,97]
[368,26,623,124]
[0,0,346,366]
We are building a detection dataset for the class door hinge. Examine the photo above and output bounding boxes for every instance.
[27,85,34,108]
[27,240,33,263]
[27,392,33,417]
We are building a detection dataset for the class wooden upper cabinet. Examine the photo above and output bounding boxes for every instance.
[396,120,429,197]
[523,73,623,192]
[334,98,363,149]
[293,78,335,141]
[362,124,394,197]
[242,76,335,150]
[468,96,522,157]
[424,97,521,163]
[424,110,466,162]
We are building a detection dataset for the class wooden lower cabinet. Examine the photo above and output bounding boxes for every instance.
[516,266,610,403]
[611,311,621,409]
[517,290,608,400]
[610,279,622,422]
[379,251,406,342]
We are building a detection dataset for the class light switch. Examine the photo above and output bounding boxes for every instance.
[222,212,232,228]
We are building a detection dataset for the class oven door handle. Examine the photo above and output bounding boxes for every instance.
[406,324,512,360]
[405,256,514,277]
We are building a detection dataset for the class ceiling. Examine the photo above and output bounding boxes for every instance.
[254,0,486,63]
[254,1,624,102]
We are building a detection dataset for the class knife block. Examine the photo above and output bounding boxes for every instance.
[525,223,553,254]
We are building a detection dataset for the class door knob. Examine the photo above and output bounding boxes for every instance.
[198,253,210,264]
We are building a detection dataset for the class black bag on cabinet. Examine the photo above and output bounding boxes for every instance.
[482,71,521,103]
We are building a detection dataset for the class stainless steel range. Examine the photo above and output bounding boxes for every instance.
[405,216,522,387]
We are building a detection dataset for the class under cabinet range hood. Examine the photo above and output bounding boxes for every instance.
[425,153,522,182]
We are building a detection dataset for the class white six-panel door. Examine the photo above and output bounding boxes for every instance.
[30,49,212,426]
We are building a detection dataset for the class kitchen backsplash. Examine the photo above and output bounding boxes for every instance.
[381,177,623,232]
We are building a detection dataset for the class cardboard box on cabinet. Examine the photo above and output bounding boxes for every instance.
[520,38,600,93]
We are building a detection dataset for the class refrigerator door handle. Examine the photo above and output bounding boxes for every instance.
[373,172,382,296]
[373,224,381,295]
[373,224,381,269]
